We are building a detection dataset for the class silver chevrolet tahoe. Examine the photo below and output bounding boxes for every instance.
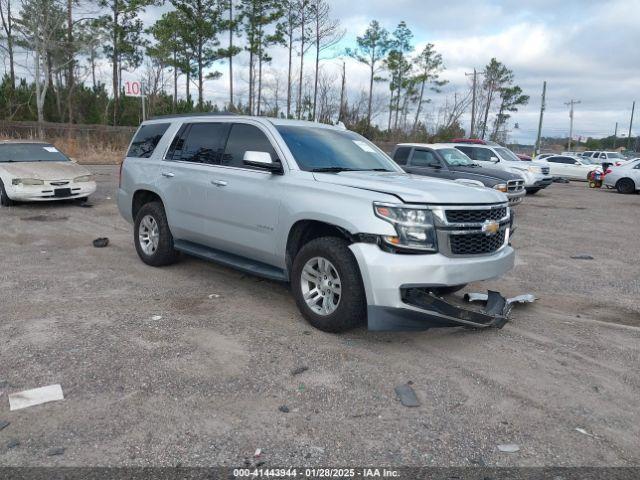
[118,115,515,332]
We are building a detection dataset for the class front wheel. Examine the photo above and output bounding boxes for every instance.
[291,237,366,333]
[0,179,15,207]
[134,201,179,266]
[526,188,540,195]
[616,178,636,194]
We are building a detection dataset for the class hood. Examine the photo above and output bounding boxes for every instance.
[450,165,523,183]
[313,171,507,204]
[0,161,90,180]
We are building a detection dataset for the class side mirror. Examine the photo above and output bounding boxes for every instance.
[490,156,500,163]
[243,151,283,174]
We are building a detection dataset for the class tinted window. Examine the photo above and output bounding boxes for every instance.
[127,123,170,158]
[393,147,411,165]
[457,146,493,161]
[0,143,70,163]
[179,123,230,164]
[223,123,277,169]
[455,146,475,159]
[411,149,437,167]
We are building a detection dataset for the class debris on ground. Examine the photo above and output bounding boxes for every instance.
[553,177,570,183]
[254,448,262,458]
[150,315,163,321]
[291,366,309,376]
[20,215,68,222]
[78,203,93,208]
[92,237,109,248]
[575,427,597,438]
[497,444,520,453]
[570,254,594,260]
[46,447,65,456]
[278,405,290,413]
[0,420,9,431]
[208,294,220,299]
[465,292,537,305]
[7,439,20,449]
[8,384,64,411]
[394,384,420,407]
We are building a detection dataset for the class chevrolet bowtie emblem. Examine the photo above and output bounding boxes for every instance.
[481,219,500,235]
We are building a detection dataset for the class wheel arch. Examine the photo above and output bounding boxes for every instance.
[132,189,165,220]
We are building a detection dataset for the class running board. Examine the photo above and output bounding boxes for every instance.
[173,240,288,282]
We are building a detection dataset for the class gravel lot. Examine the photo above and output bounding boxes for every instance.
[1,166,638,467]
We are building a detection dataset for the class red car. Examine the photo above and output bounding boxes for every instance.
[516,154,532,161]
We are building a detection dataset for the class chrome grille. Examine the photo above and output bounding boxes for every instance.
[446,207,507,223]
[450,230,506,255]
[507,179,524,192]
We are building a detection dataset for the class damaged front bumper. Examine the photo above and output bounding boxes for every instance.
[349,242,515,331]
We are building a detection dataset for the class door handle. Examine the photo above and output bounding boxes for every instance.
[211,180,228,187]
[161,172,175,178]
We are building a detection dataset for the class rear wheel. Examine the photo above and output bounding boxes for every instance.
[0,179,15,207]
[616,178,636,194]
[134,201,179,266]
[291,237,366,333]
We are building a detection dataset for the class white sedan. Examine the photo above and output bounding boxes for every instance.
[0,141,96,206]
[603,159,640,194]
[539,155,601,181]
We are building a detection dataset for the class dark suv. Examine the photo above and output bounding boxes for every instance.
[392,144,526,206]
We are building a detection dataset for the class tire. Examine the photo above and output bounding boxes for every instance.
[526,188,540,195]
[291,236,366,333]
[616,178,636,194]
[430,284,467,296]
[76,196,88,203]
[133,201,179,267]
[0,179,15,207]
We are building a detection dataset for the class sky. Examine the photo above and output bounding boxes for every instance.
[9,0,640,144]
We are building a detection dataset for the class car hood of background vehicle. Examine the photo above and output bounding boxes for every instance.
[0,161,91,180]
[448,165,522,184]
[313,171,507,204]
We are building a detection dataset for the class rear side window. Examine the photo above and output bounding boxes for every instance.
[393,147,411,165]
[178,123,231,164]
[411,149,437,167]
[127,123,170,158]
[456,145,492,161]
[222,123,277,169]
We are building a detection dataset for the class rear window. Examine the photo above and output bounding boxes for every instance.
[0,143,70,162]
[393,147,411,165]
[127,123,170,158]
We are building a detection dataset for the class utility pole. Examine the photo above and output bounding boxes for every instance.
[534,81,546,156]
[613,122,618,149]
[465,69,484,138]
[628,101,635,150]
[565,99,581,151]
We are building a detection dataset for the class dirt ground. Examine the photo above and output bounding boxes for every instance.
[0,167,638,467]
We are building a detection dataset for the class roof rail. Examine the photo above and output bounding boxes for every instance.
[150,112,240,120]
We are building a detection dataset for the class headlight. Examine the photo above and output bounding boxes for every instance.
[527,166,542,174]
[374,203,438,252]
[493,183,508,192]
[73,175,94,182]
[12,178,44,186]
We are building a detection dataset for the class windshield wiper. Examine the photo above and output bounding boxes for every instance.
[310,167,361,173]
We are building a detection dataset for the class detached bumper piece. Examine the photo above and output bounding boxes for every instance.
[367,289,510,331]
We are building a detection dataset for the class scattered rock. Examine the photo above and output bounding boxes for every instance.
[92,237,109,248]
[46,447,65,456]
[254,448,262,458]
[7,439,20,449]
[497,444,520,453]
[302,331,312,335]
[150,315,163,321]
[291,366,308,376]
[208,294,220,299]
[394,384,420,407]
[0,420,9,431]
[278,405,290,413]
[570,254,594,260]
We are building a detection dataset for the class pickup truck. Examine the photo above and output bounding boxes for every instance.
[391,143,526,206]
[118,116,516,332]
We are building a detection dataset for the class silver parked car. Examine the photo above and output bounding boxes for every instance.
[118,115,515,332]
[603,159,640,193]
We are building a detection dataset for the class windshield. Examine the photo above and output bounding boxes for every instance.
[494,147,521,162]
[0,143,70,163]
[438,148,475,166]
[275,126,399,172]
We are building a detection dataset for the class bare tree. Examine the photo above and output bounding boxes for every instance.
[295,0,311,119]
[0,0,16,89]
[309,0,343,121]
